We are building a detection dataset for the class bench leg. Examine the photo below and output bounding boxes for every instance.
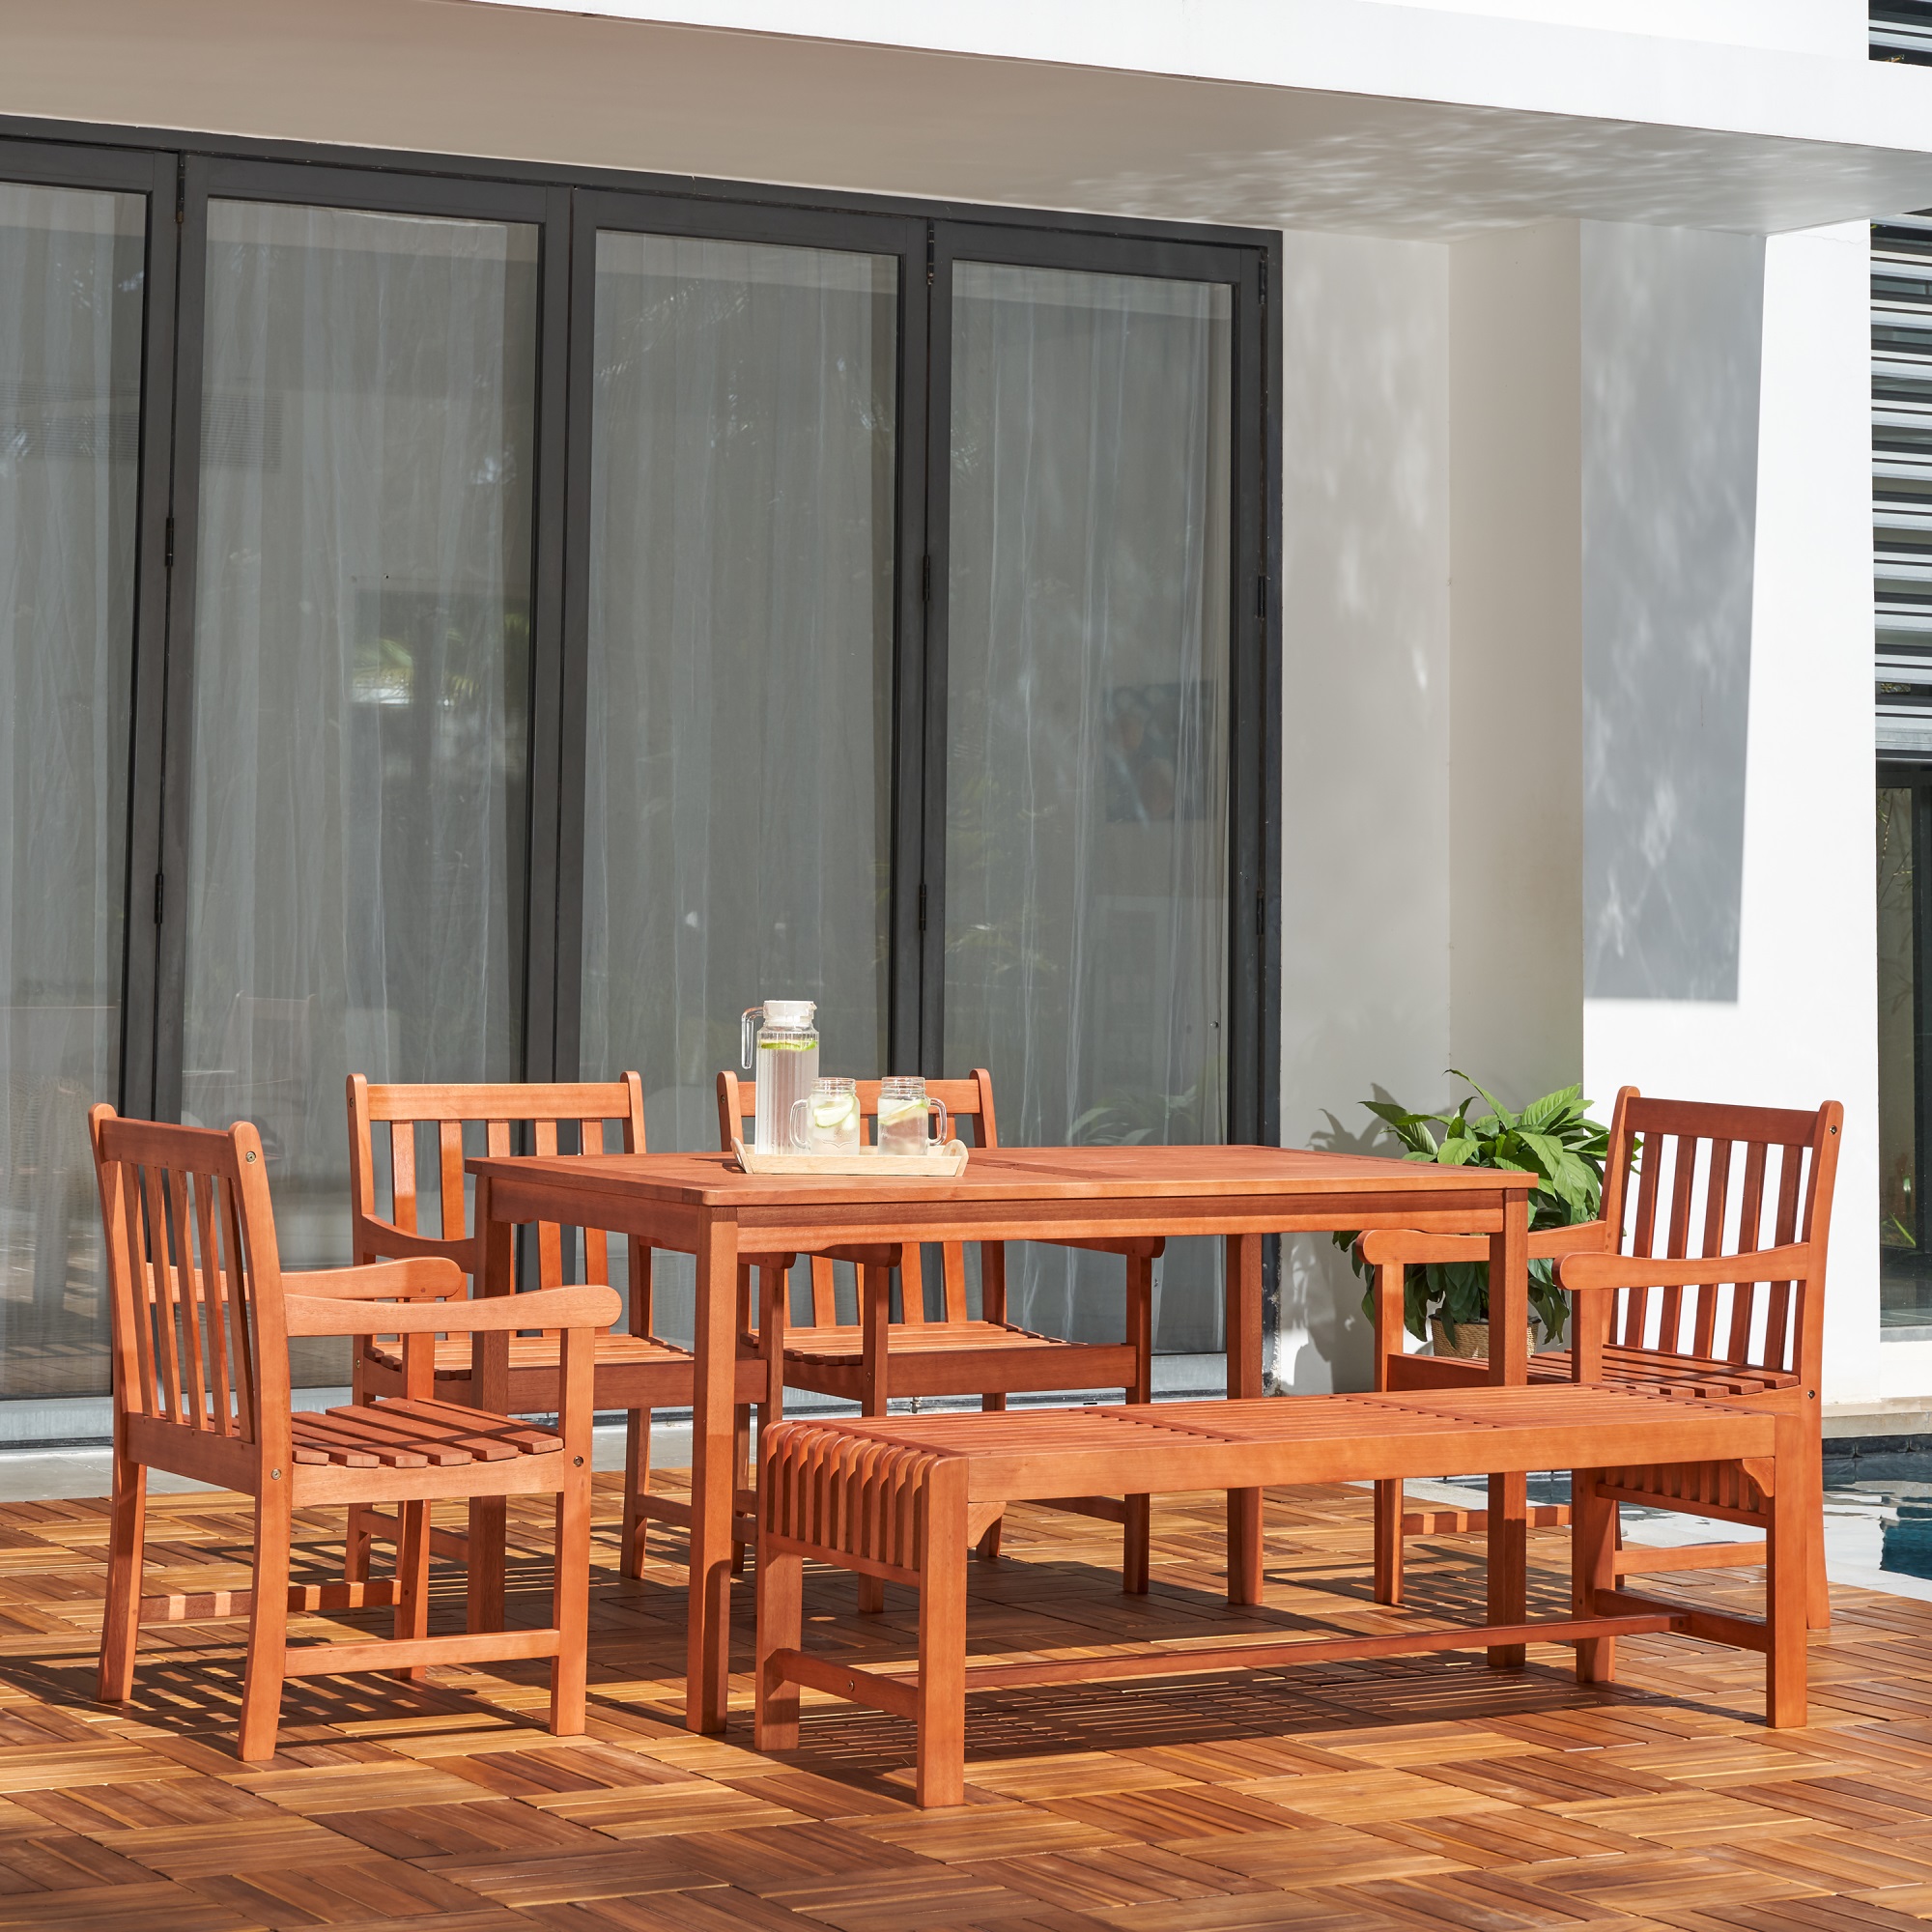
[917,1461,969,1808]
[1769,1417,1808,1727]
[755,1545,803,1751]
[1573,1470,1617,1685]
[978,1394,1006,1561]
[1373,1480,1404,1606]
[857,1261,893,1614]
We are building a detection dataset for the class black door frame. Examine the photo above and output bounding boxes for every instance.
[923,221,1274,1147]
[555,190,932,1087]
[1881,761,1932,1258]
[2,115,1282,1171]
[151,157,570,1119]
[0,135,179,1122]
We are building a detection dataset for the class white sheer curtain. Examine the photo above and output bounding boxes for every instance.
[0,183,143,1399]
[945,263,1232,1353]
[580,233,895,1345]
[184,201,537,1315]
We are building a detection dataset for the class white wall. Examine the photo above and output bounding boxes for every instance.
[1276,230,1452,1392]
[1582,221,1879,1406]
[1365,0,1865,58]
[1448,225,1585,1100]
[1276,215,1878,1406]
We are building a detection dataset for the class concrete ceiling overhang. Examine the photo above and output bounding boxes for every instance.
[12,0,1932,236]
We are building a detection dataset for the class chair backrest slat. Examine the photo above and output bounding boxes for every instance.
[1621,1140,1662,1349]
[144,1160,185,1424]
[90,1107,284,1451]
[438,1121,466,1241]
[716,1069,1001,1328]
[1691,1136,1732,1357]
[390,1121,418,1236]
[168,1165,213,1429]
[1605,1095,1840,1382]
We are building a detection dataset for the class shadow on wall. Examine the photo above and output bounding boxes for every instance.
[1582,224,1763,1002]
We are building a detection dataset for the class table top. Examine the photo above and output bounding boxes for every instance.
[466,1143,1539,1208]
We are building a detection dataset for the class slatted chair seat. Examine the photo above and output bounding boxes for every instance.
[1523,1349,1798,1400]
[291,1398,563,1468]
[363,1332,697,1380]
[1359,1089,1841,1630]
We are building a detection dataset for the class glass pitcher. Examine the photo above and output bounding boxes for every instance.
[741,1000,819,1151]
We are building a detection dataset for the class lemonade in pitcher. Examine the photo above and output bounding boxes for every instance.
[741,1001,819,1152]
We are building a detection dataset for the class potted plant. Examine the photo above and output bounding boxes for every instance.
[1334,1073,1611,1356]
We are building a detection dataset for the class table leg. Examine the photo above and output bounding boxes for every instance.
[856,1260,893,1614]
[1225,1231,1264,1606]
[1487,1189,1529,1667]
[467,1179,511,1635]
[687,1213,740,1733]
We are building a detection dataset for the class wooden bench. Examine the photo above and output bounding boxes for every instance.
[754,1386,1805,1806]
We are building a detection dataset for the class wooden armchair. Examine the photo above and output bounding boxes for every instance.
[717,1067,1163,1590]
[88,1105,611,1761]
[1360,1090,1841,1627]
[346,1076,770,1590]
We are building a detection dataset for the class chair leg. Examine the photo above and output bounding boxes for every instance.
[977,1393,1006,1562]
[856,1261,891,1614]
[1373,1479,1404,1606]
[622,1407,649,1581]
[97,1445,146,1704]
[238,1483,293,1763]
[550,1474,592,1737]
[345,1504,374,1584]
[394,1500,432,1682]
[1804,1414,1832,1631]
[1769,1416,1809,1727]
[1123,1252,1151,1594]
[730,1403,752,1577]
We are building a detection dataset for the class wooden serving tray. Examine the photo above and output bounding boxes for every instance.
[730,1138,970,1178]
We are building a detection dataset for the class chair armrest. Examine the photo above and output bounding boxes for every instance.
[1354,1220,1611,1268]
[284,1259,466,1302]
[354,1214,473,1266]
[283,1282,621,1338]
[1559,1245,1811,1293]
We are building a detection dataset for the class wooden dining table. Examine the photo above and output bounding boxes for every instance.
[465,1142,1541,1733]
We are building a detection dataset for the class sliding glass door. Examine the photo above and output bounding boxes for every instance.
[0,127,1271,1416]
[573,211,909,1161]
[166,172,546,1289]
[0,166,155,1397]
[936,242,1238,1350]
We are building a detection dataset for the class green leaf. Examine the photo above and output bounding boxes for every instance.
[1448,1069,1519,1133]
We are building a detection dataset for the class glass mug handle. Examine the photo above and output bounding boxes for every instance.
[789,1096,811,1152]
[926,1097,949,1147]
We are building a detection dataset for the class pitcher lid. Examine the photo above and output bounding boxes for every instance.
[761,999,816,1028]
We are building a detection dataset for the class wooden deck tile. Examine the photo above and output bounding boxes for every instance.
[0,1474,1923,1928]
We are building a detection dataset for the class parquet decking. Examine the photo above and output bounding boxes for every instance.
[0,1471,1926,1929]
